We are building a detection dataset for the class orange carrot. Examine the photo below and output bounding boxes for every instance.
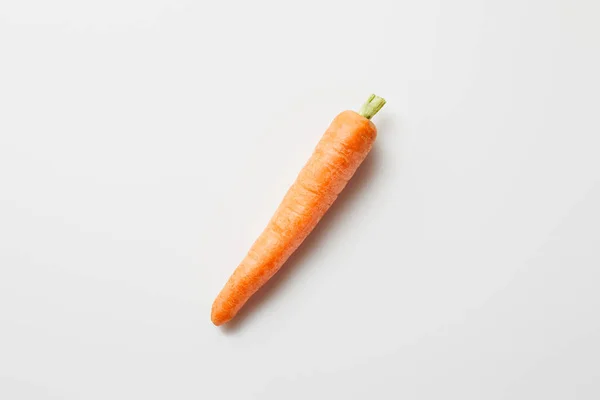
[211,94,386,326]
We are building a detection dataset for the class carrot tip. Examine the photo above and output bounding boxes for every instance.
[358,94,386,120]
[211,304,227,326]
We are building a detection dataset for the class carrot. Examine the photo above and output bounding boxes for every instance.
[211,94,386,326]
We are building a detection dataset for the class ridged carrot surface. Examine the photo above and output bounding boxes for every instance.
[211,95,386,326]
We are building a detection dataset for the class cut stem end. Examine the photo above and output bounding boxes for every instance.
[358,94,386,119]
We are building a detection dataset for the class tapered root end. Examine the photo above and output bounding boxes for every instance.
[211,302,233,326]
[211,307,225,326]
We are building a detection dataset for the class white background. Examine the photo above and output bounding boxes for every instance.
[1,0,599,398]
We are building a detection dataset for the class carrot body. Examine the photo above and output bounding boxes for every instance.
[211,96,385,326]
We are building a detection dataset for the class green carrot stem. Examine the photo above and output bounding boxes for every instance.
[358,94,386,119]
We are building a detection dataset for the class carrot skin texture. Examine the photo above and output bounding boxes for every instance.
[211,110,377,326]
